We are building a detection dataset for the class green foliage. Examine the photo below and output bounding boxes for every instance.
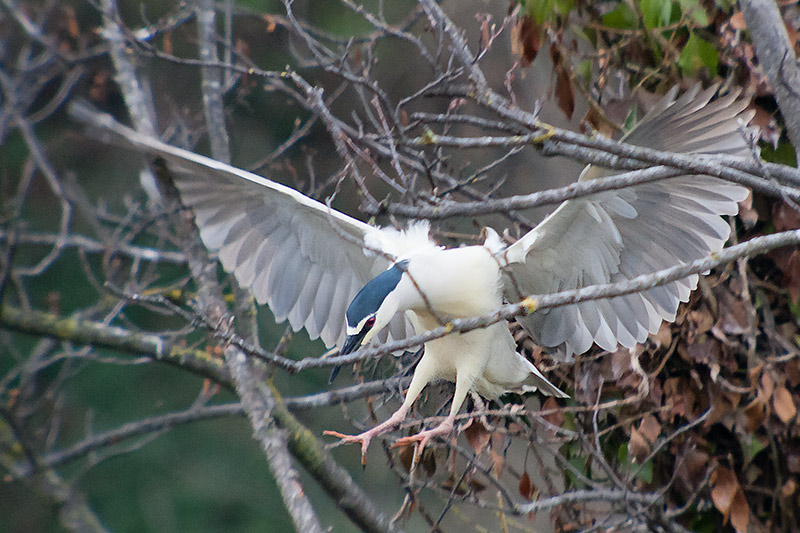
[677,0,710,25]
[678,33,718,76]
[602,2,638,29]
[519,0,572,24]
[640,0,673,31]
[761,140,798,167]
[617,442,654,483]
[741,434,768,465]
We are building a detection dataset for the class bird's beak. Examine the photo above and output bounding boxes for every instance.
[329,332,366,383]
[340,332,366,355]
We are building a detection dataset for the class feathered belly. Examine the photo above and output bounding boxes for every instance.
[410,315,531,398]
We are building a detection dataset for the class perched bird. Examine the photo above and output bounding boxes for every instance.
[83,84,753,463]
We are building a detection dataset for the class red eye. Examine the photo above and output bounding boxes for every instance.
[365,316,376,329]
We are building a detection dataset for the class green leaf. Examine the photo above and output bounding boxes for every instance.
[619,440,653,483]
[603,2,637,29]
[526,0,557,24]
[640,0,672,30]
[761,140,798,167]
[633,457,653,483]
[742,435,768,464]
[790,300,800,321]
[555,0,574,16]
[624,106,638,132]
[577,59,592,84]
[677,33,718,75]
[566,455,589,488]
[678,0,710,26]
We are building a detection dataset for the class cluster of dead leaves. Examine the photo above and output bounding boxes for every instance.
[546,194,800,531]
[510,1,797,154]
[511,13,575,120]
[394,417,507,498]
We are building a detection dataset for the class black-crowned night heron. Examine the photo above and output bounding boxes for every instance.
[98,84,753,463]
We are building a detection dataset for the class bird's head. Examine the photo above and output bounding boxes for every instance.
[340,260,409,356]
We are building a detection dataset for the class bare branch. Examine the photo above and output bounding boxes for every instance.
[740,0,800,158]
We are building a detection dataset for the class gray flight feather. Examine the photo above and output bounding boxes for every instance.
[84,114,414,350]
[501,85,754,360]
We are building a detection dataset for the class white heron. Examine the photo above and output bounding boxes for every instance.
[89,84,753,463]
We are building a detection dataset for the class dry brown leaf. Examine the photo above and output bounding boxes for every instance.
[729,11,747,29]
[541,396,565,429]
[263,14,277,32]
[743,397,766,433]
[788,454,800,474]
[464,419,491,454]
[711,467,739,525]
[773,202,800,232]
[582,106,616,138]
[687,340,721,367]
[511,15,542,67]
[490,432,505,477]
[737,190,758,228]
[784,251,800,303]
[687,309,714,342]
[64,6,79,38]
[707,388,736,427]
[629,426,650,463]
[761,372,776,399]
[676,447,710,493]
[639,415,661,444]
[469,477,487,492]
[441,476,468,495]
[478,15,490,51]
[421,447,437,477]
[780,478,797,499]
[713,285,752,336]
[550,43,575,119]
[652,322,673,349]
[748,364,763,391]
[610,348,632,380]
[397,443,414,472]
[710,467,752,532]
[730,488,750,532]
[519,471,535,501]
[786,360,800,388]
[772,385,797,423]
[664,377,692,419]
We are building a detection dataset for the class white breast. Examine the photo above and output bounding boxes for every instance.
[403,246,503,318]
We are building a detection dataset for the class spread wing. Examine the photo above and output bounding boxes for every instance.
[81,109,412,349]
[501,84,753,358]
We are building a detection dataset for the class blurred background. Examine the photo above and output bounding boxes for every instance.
[2,0,799,531]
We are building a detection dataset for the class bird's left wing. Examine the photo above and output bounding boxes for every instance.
[82,110,412,349]
[500,85,752,359]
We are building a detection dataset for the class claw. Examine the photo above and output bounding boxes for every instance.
[324,407,412,466]
[389,419,454,465]
[323,430,373,466]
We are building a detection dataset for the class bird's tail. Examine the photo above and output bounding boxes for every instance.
[521,358,569,398]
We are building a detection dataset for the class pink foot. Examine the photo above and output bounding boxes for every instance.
[390,420,454,463]
[323,430,377,466]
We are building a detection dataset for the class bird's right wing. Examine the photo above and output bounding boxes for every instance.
[78,108,413,349]
[500,84,753,359]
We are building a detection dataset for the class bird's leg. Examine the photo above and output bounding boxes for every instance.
[324,355,435,465]
[391,370,473,463]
